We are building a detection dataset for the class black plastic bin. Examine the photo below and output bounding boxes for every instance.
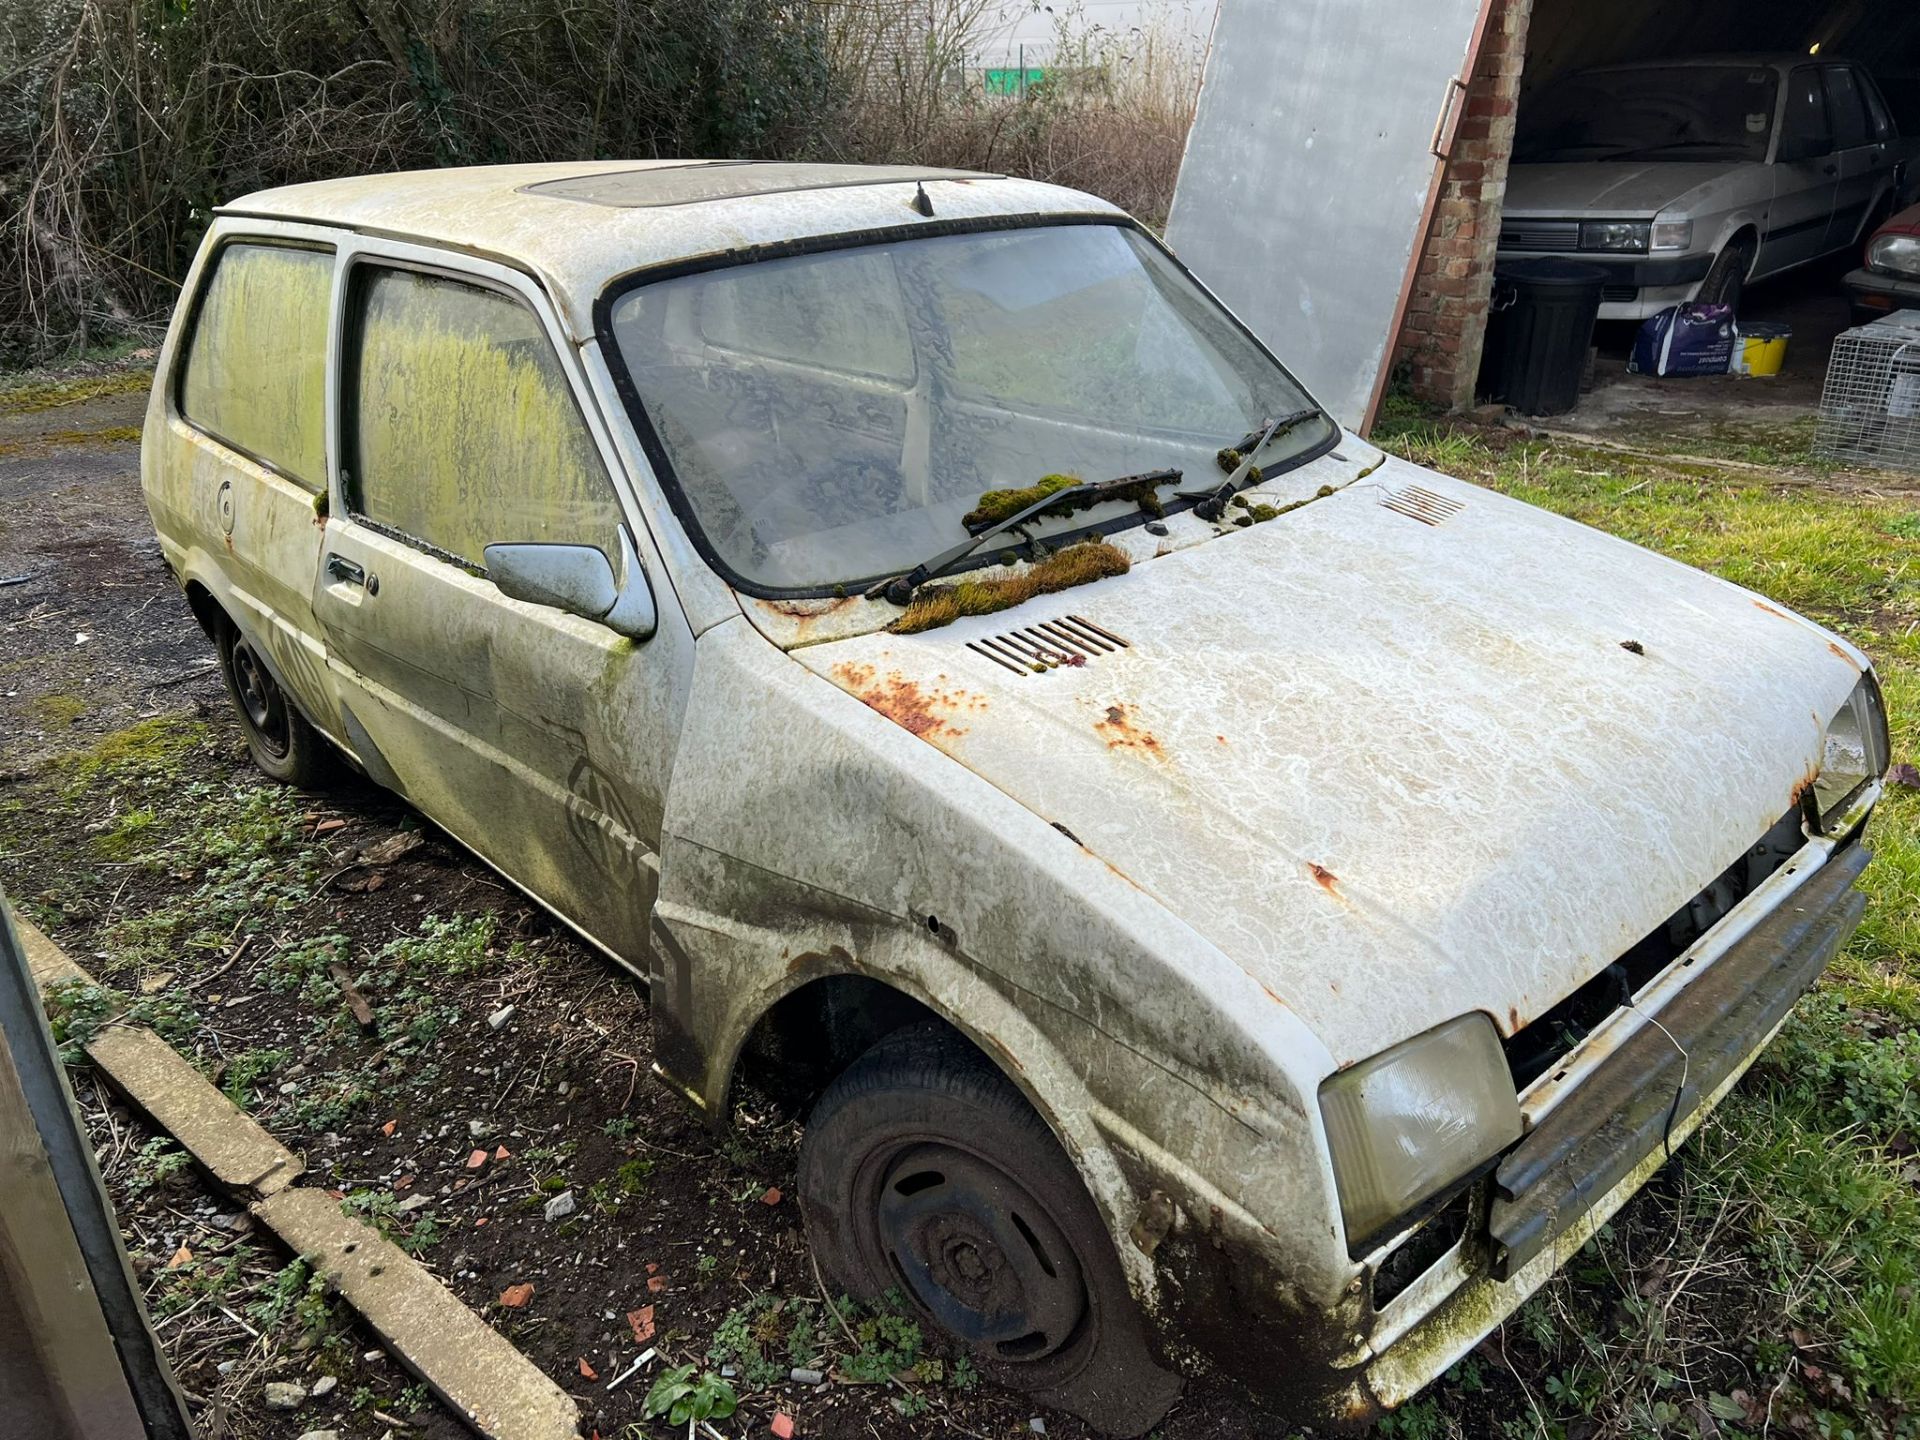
[1480,258,1607,416]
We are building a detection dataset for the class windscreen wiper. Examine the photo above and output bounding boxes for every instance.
[1182,408,1323,522]
[866,467,1183,607]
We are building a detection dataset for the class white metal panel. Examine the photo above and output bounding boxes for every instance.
[1165,0,1496,430]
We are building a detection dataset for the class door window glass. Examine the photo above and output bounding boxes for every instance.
[346,266,621,570]
[1824,67,1872,150]
[1859,71,1895,142]
[178,243,332,491]
[1778,69,1834,161]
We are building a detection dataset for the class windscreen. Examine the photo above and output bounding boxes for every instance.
[1516,66,1781,164]
[605,223,1330,593]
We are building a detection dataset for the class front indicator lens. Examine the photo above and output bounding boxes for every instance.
[1320,1014,1523,1251]
[1813,671,1889,828]
[1651,219,1694,251]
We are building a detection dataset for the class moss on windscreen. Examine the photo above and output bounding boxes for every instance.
[889,541,1130,635]
[962,474,1168,530]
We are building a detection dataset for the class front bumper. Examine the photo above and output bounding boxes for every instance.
[1350,822,1871,1416]
[1844,265,1920,319]
[1495,247,1714,288]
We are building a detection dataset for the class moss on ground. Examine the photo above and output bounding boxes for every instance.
[0,368,153,413]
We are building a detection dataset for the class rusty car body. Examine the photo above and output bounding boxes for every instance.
[140,161,1886,1434]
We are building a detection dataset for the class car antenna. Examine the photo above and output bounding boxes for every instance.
[912,182,935,218]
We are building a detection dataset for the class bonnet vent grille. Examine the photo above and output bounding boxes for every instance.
[967,615,1129,675]
[1381,484,1465,526]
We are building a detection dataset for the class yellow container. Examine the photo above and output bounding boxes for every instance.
[1738,324,1790,377]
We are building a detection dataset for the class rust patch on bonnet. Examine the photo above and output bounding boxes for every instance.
[1828,640,1862,672]
[1308,863,1340,897]
[833,662,983,744]
[1095,702,1165,759]
[1752,599,1789,620]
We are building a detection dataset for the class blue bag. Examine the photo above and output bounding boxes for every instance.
[1629,303,1738,377]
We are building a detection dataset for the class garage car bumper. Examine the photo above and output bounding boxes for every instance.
[1845,265,1920,321]
[1349,826,1870,1416]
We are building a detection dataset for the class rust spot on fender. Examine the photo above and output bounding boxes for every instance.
[1508,1005,1522,1034]
[1308,863,1340,897]
[1095,702,1165,759]
[833,663,983,743]
[1790,762,1821,808]
[1828,640,1861,672]
[1752,599,1789,620]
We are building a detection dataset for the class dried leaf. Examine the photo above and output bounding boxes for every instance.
[166,1244,192,1270]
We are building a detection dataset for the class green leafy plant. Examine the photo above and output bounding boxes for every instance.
[642,1364,737,1425]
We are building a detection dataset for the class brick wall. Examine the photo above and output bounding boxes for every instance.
[1396,0,1537,410]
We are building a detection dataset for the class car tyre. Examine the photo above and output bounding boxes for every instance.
[799,1023,1182,1437]
[217,620,333,787]
[1696,239,1754,311]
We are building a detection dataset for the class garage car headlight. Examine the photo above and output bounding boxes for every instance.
[1580,220,1651,254]
[1319,1014,1523,1250]
[1812,671,1889,829]
[1867,234,1920,278]
[1650,219,1693,252]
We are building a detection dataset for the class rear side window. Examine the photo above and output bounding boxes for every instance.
[1778,69,1834,161]
[345,266,621,570]
[1824,68,1872,150]
[178,243,332,491]
[1859,71,1895,142]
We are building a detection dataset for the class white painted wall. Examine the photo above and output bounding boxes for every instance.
[973,0,1217,68]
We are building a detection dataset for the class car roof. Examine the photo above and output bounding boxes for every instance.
[220,161,1124,339]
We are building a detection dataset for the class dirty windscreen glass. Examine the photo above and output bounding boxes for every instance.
[1516,66,1781,163]
[605,223,1330,592]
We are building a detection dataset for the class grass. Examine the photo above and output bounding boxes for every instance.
[1375,411,1920,1437]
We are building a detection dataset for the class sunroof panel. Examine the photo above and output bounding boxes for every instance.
[521,163,991,209]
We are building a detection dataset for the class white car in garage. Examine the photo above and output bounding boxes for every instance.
[1499,55,1918,320]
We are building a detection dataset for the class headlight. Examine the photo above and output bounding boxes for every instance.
[1319,1014,1522,1250]
[1812,671,1889,829]
[1867,233,1920,278]
[1580,220,1651,253]
[1651,219,1694,252]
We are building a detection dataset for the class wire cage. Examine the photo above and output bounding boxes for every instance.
[1815,312,1920,471]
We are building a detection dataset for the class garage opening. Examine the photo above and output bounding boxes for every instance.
[1396,0,1920,451]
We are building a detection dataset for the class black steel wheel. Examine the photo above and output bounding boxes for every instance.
[1697,239,1754,311]
[799,1025,1181,1436]
[217,621,332,787]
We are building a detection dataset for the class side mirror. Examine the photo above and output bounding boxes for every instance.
[484,533,657,641]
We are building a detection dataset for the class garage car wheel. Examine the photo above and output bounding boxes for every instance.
[1696,239,1754,311]
[218,622,333,787]
[799,1025,1182,1437]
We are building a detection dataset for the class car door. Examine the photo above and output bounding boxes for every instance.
[157,232,340,731]
[311,244,695,969]
[1823,66,1884,252]
[1763,66,1840,274]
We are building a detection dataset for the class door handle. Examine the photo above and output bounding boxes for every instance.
[326,553,366,588]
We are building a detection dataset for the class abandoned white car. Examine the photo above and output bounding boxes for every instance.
[141,162,1884,1434]
[1502,56,1916,319]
